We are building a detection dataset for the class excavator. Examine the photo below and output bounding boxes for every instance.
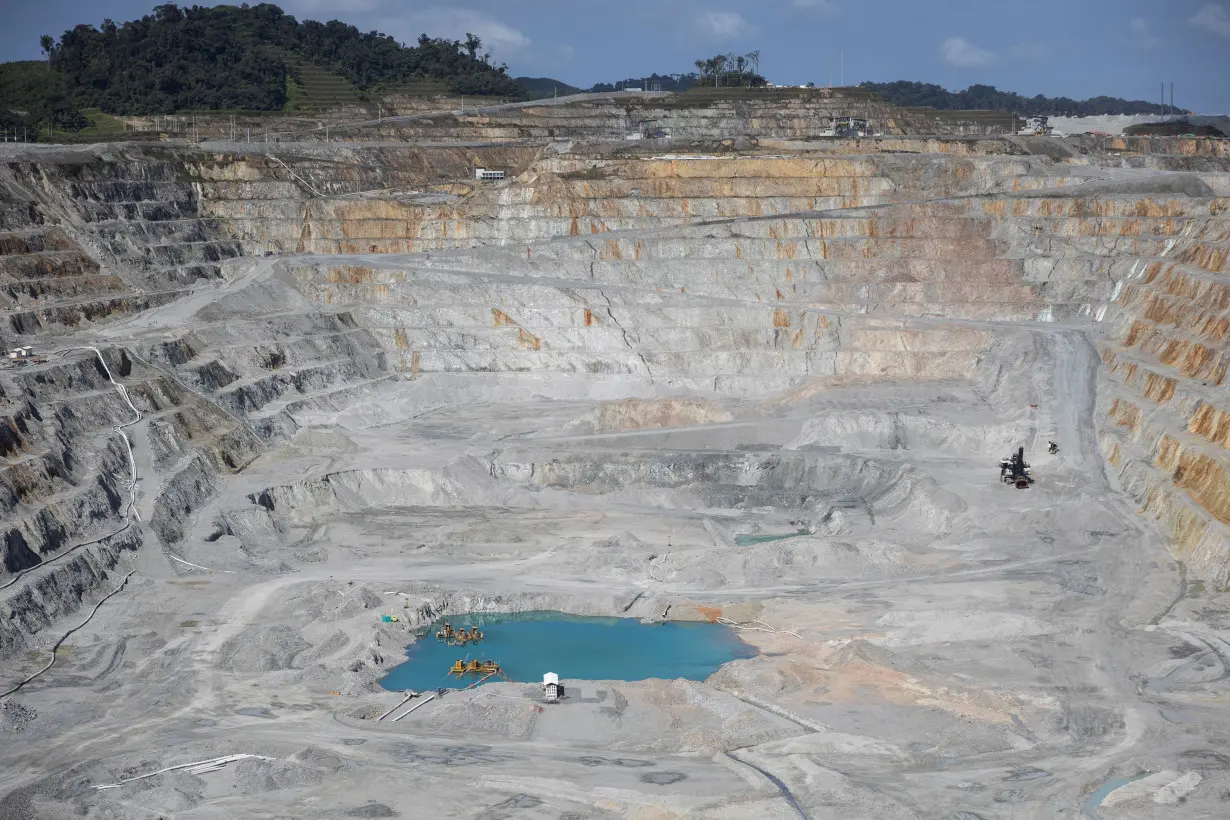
[999,447,1034,489]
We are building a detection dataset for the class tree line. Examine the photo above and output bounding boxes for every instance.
[0,60,89,133]
[3,3,525,131]
[588,53,766,94]
[692,52,766,88]
[860,81,1178,117]
[589,73,699,93]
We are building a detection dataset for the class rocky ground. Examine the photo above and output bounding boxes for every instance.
[0,126,1228,819]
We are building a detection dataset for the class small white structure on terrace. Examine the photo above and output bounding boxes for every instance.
[542,672,561,703]
[1019,115,1062,137]
[8,346,33,360]
[474,167,506,181]
[822,116,872,138]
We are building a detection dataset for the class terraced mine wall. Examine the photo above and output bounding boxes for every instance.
[0,143,542,334]
[116,87,1002,145]
[273,89,936,144]
[0,132,1228,661]
[116,92,516,141]
[264,92,1230,148]
[1098,198,1230,580]
[226,154,1070,254]
[107,92,1230,151]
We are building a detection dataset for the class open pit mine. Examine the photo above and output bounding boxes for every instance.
[1,91,1229,819]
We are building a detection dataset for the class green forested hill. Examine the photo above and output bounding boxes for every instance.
[861,81,1175,116]
[515,77,583,100]
[0,61,87,130]
[2,3,525,130]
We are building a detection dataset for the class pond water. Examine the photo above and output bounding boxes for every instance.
[734,530,809,546]
[380,611,758,692]
[1082,773,1150,818]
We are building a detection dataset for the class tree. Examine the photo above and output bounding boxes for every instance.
[27,3,525,125]
[153,3,182,24]
[464,33,481,61]
[688,52,766,89]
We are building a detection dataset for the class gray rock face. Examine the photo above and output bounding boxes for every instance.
[0,120,1226,820]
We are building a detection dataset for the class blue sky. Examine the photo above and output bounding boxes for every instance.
[5,1,1229,112]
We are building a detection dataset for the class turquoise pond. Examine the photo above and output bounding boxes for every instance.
[734,531,809,546]
[380,611,758,691]
[1082,773,1151,818]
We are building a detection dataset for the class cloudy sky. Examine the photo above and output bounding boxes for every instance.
[5,0,1229,111]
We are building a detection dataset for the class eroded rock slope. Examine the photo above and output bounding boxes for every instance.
[0,124,1227,819]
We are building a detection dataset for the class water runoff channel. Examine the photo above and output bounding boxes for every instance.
[381,611,758,692]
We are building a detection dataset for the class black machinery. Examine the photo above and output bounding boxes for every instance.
[999,447,1033,489]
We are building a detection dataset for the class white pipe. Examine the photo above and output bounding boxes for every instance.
[391,693,436,721]
[168,555,211,571]
[93,753,274,789]
[168,554,236,574]
[716,617,807,642]
[377,691,415,720]
[0,346,236,585]
[268,154,324,198]
[1,570,137,700]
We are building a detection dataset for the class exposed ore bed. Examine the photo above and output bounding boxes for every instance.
[0,109,1228,818]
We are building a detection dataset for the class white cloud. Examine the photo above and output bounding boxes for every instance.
[397,7,531,55]
[701,11,749,40]
[513,43,577,75]
[941,37,996,69]
[1129,17,1161,48]
[1190,3,1230,37]
[1009,42,1051,61]
[792,0,838,12]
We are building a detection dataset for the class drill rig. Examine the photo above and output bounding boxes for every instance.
[999,447,1034,489]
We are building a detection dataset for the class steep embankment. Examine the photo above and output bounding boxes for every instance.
[275,149,1229,582]
[0,150,263,655]
[1098,199,1230,584]
[0,134,1227,664]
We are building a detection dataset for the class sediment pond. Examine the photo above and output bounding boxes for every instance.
[380,611,757,691]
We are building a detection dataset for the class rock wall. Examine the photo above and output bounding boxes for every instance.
[0,149,271,657]
[274,89,909,143]
[290,187,1209,386]
[272,144,1229,583]
[1097,199,1230,584]
[0,122,1227,661]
